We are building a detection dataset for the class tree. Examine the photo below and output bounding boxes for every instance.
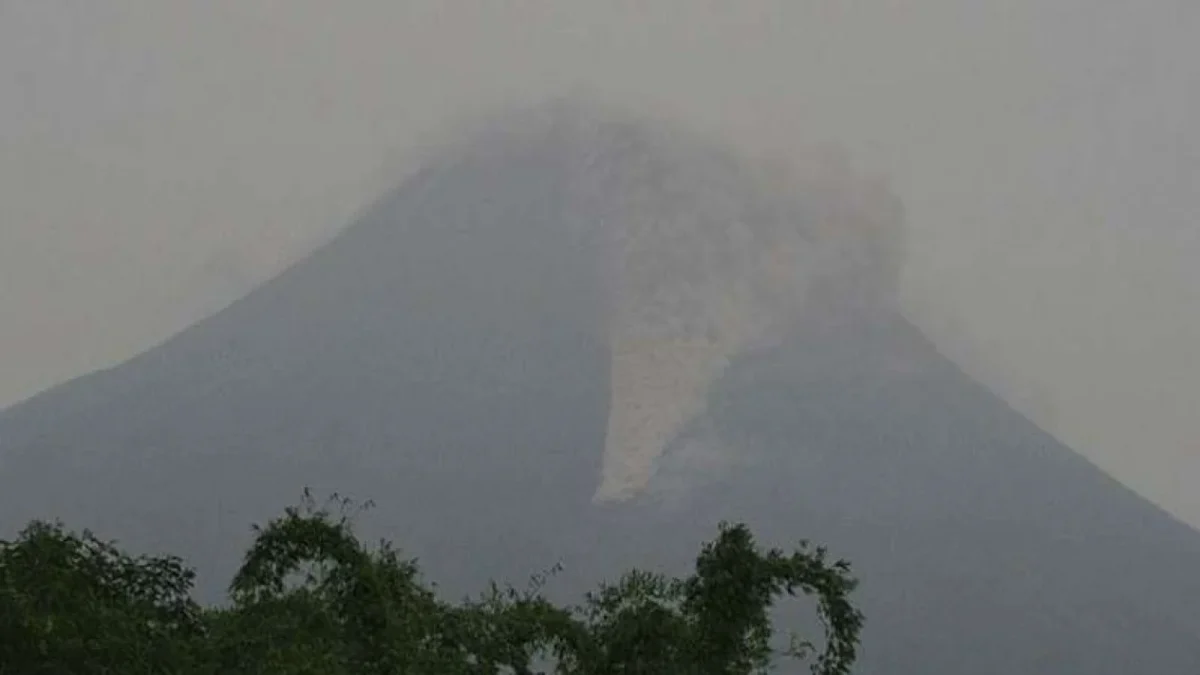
[214,490,465,675]
[0,520,204,674]
[526,522,863,675]
[1,492,865,674]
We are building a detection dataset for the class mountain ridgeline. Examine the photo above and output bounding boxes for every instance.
[2,101,1198,673]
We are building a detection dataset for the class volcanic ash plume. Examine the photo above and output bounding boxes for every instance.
[542,107,907,503]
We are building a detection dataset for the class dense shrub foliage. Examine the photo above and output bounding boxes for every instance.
[0,491,863,674]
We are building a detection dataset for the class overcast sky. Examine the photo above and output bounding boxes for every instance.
[2,1,1197,526]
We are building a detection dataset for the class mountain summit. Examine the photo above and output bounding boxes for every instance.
[2,101,1198,673]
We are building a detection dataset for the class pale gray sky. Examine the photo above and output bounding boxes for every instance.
[2,1,1198,526]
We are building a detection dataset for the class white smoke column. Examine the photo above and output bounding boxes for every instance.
[577,121,906,503]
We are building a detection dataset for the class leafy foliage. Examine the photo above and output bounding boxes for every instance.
[0,491,864,674]
[0,521,204,674]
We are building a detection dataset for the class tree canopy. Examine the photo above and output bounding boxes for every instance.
[0,490,864,674]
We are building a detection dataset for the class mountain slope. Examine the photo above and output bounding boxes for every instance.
[2,102,1197,673]
[616,311,1200,672]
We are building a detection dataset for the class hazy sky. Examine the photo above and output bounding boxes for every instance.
[2,1,1197,526]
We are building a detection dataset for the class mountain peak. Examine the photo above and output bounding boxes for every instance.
[285,99,909,502]
[407,99,909,500]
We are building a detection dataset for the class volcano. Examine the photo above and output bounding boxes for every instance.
[2,101,1198,673]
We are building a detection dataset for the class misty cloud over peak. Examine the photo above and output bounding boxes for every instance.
[387,99,910,499]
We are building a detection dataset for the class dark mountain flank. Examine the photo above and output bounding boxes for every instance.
[2,101,1198,673]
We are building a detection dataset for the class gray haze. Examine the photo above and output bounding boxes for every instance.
[1,0,1199,529]
[3,106,1197,672]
